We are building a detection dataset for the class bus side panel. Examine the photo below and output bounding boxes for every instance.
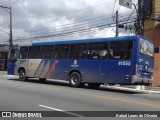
[101,60,132,84]
[15,59,29,76]
[63,60,102,83]
[47,59,69,80]
[27,59,43,78]
[7,61,16,75]
[79,60,102,83]
[49,59,102,83]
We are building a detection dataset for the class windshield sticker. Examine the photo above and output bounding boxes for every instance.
[139,38,154,57]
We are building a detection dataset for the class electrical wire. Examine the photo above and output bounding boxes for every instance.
[0,0,140,43]
[0,0,25,6]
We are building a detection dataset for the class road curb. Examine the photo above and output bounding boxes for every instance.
[106,86,160,94]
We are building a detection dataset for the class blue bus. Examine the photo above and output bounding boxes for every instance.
[7,36,154,88]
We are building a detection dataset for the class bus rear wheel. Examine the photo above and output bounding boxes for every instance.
[88,83,101,89]
[69,72,82,88]
[18,69,28,81]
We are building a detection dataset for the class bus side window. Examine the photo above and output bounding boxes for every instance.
[123,41,133,59]
[9,49,19,61]
[70,43,87,59]
[40,45,54,59]
[28,46,40,59]
[54,44,69,59]
[109,41,133,60]
[19,47,28,59]
[99,42,108,59]
[88,43,100,59]
[109,49,113,59]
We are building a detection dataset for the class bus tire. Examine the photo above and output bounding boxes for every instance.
[18,69,28,81]
[39,78,46,82]
[88,83,101,89]
[69,72,81,88]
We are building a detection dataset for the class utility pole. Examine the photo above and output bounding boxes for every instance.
[116,11,119,37]
[137,0,144,35]
[0,6,12,49]
[9,7,12,49]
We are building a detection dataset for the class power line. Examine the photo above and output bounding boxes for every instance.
[118,3,138,34]
[0,0,11,5]
[0,0,139,43]
[11,13,137,39]
[0,27,9,35]
[13,1,116,26]
[112,0,117,18]
[0,0,25,6]
[13,19,136,41]
[12,13,137,38]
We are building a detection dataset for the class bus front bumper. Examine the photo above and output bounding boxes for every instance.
[131,75,153,84]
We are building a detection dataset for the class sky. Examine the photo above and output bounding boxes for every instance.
[0,0,138,44]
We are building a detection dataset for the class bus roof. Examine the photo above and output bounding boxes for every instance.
[32,36,139,46]
[13,35,152,47]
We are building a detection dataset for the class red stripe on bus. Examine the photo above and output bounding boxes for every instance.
[46,60,56,78]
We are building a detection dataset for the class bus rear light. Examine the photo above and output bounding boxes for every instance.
[145,65,148,70]
[151,72,153,79]
[125,75,130,80]
[136,64,140,76]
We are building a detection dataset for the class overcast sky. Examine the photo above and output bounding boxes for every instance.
[0,0,137,44]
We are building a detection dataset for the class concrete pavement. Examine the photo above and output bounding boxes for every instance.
[0,71,160,94]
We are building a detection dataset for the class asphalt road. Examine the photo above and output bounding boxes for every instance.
[0,74,160,119]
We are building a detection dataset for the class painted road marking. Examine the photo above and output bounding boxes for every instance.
[39,104,83,117]
[95,95,160,108]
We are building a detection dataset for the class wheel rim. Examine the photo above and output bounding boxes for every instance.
[19,71,25,79]
[71,74,79,85]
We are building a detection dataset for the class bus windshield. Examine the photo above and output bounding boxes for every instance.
[139,38,154,57]
[8,48,19,61]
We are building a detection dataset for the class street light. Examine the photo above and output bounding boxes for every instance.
[0,6,12,50]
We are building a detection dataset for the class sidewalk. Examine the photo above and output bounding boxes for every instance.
[0,71,18,79]
[105,85,160,94]
[0,71,7,75]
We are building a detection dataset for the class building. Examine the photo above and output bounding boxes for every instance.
[0,45,9,71]
[144,0,160,86]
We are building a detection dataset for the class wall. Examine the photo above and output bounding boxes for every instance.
[152,52,160,87]
[144,0,160,86]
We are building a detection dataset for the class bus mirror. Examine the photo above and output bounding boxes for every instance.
[154,47,159,53]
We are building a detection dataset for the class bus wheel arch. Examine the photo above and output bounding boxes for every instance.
[18,67,28,81]
[69,70,83,88]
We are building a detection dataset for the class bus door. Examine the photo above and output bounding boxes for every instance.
[8,48,19,75]
[101,41,134,84]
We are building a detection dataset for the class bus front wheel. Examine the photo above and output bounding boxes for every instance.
[69,72,81,88]
[88,83,101,89]
[18,69,28,81]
